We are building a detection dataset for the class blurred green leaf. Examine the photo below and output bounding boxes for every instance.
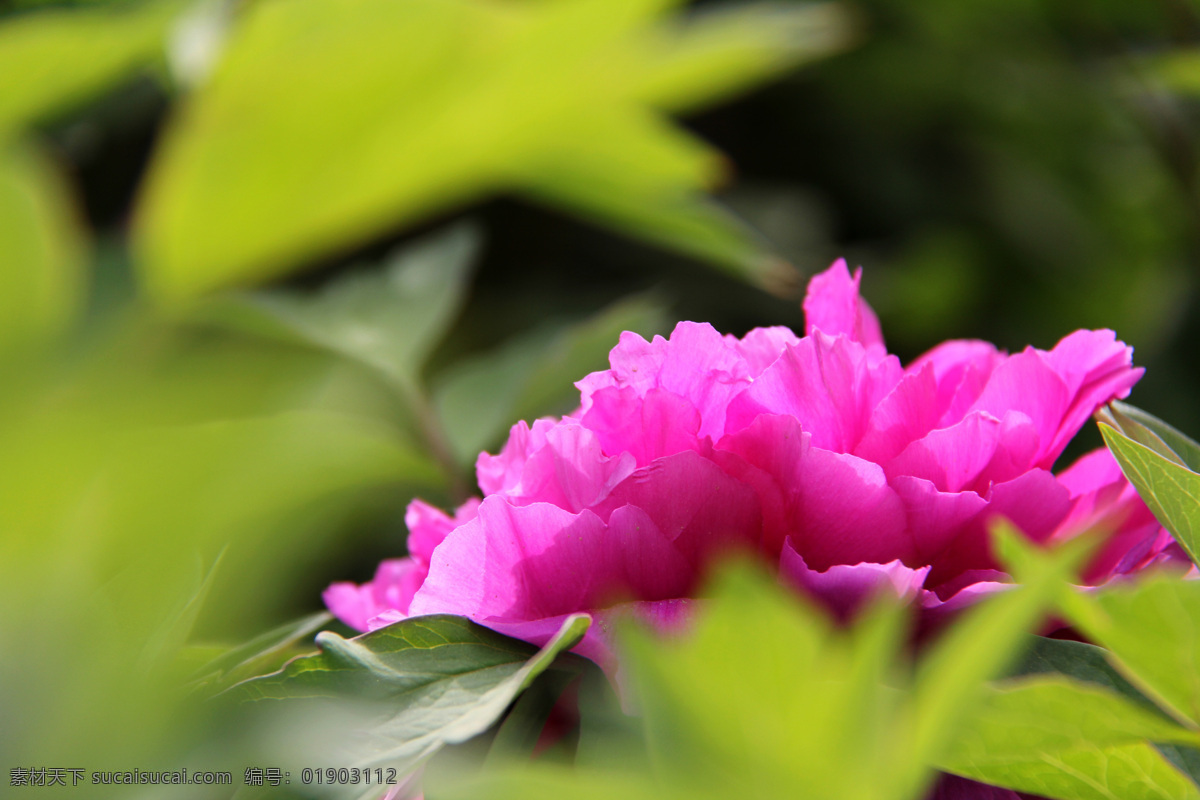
[1100,422,1200,566]
[0,0,176,136]
[134,0,849,299]
[433,293,665,464]
[237,613,590,780]
[939,675,1200,800]
[1011,635,1156,710]
[221,224,480,391]
[1064,575,1200,729]
[0,144,86,352]
[1150,49,1200,96]
[188,610,332,694]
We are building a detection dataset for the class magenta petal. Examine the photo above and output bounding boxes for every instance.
[907,339,1004,427]
[780,540,929,621]
[406,498,479,564]
[582,385,702,467]
[890,476,988,565]
[803,258,886,353]
[599,450,763,569]
[1037,329,1143,464]
[968,350,1070,467]
[725,332,903,452]
[886,411,1002,493]
[855,362,943,464]
[715,414,811,556]
[927,469,1070,585]
[793,446,910,569]
[511,420,637,511]
[729,326,802,375]
[323,557,426,632]
[411,498,694,623]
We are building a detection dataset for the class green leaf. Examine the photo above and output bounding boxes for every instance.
[1064,575,1200,729]
[0,0,177,137]
[1101,402,1200,474]
[1100,422,1200,565]
[1010,635,1158,712]
[134,0,848,299]
[224,223,480,391]
[433,294,665,463]
[187,610,333,694]
[939,675,1200,800]
[237,613,590,778]
[0,144,86,353]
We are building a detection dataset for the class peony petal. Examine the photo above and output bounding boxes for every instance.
[890,476,988,565]
[582,385,702,466]
[886,411,1002,493]
[507,420,636,512]
[780,540,929,621]
[1036,329,1143,465]
[907,339,1005,428]
[411,498,694,623]
[968,349,1070,467]
[323,557,426,632]
[598,450,763,569]
[725,331,903,452]
[729,325,802,375]
[793,446,911,569]
[803,258,886,354]
[406,498,479,564]
[855,362,943,464]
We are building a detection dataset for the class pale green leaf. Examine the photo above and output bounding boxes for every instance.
[0,145,86,352]
[1100,422,1200,566]
[223,223,480,390]
[1065,575,1200,729]
[940,675,1200,800]
[0,0,176,136]
[134,0,847,298]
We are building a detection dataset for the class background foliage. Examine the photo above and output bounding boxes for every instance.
[3,0,1200,797]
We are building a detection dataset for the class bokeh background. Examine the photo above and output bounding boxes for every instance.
[2,0,1199,793]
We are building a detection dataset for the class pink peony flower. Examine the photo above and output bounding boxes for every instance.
[325,260,1169,670]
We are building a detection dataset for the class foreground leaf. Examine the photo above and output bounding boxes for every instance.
[1064,575,1200,729]
[1101,402,1200,474]
[939,675,1200,800]
[0,144,86,353]
[237,613,590,780]
[1100,422,1200,566]
[0,0,176,136]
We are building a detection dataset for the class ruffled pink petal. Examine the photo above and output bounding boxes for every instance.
[714,414,811,557]
[577,322,751,441]
[494,420,637,512]
[596,449,763,569]
[855,362,943,464]
[890,476,988,565]
[968,350,1070,468]
[907,340,1004,428]
[410,499,695,623]
[1037,329,1143,465]
[780,540,929,621]
[406,498,479,564]
[725,331,903,452]
[803,258,886,354]
[728,326,802,375]
[792,446,911,569]
[582,385,702,467]
[323,557,426,632]
[886,411,1002,493]
[927,469,1071,586]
